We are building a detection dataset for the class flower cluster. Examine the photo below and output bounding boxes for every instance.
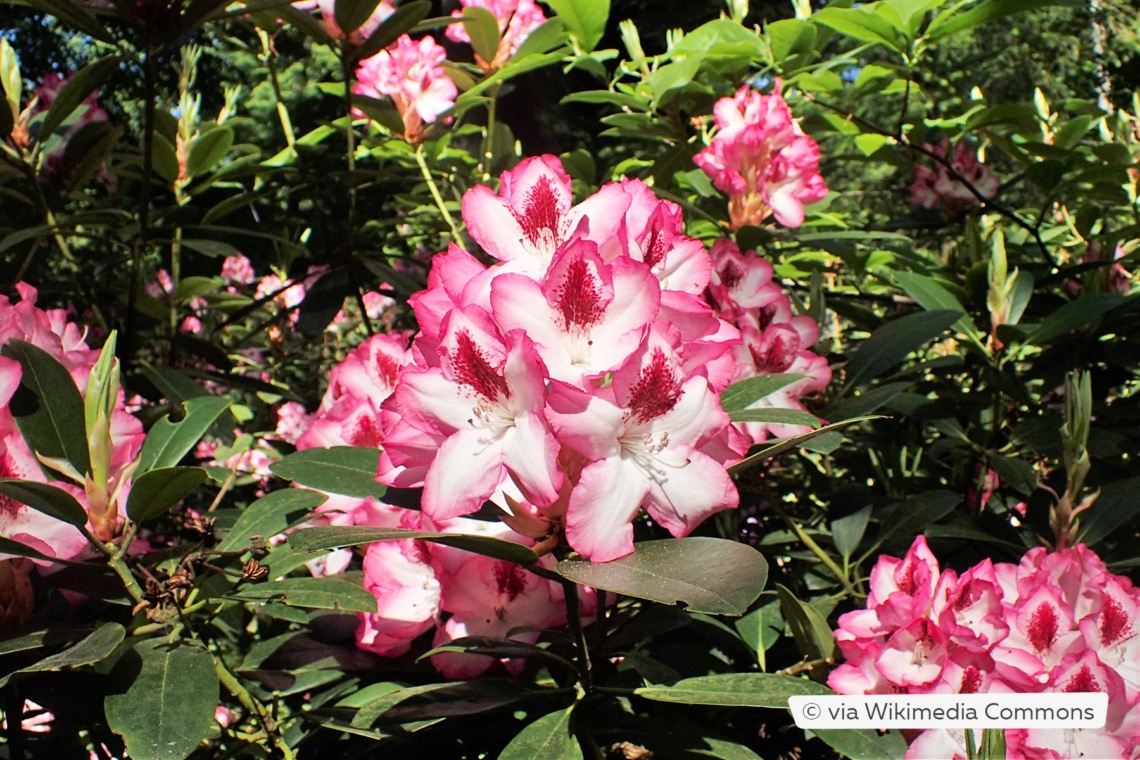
[445,0,547,71]
[354,34,457,143]
[706,239,831,442]
[0,284,143,560]
[910,138,1000,216]
[694,82,828,230]
[376,154,752,563]
[9,72,110,181]
[294,0,395,45]
[830,536,1140,759]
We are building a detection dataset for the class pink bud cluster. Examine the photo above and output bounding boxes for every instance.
[10,72,110,180]
[830,536,1140,759]
[354,34,457,143]
[694,82,828,230]
[445,0,547,71]
[0,284,144,562]
[910,138,1000,214]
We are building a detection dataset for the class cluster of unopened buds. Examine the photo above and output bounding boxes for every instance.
[830,535,1140,759]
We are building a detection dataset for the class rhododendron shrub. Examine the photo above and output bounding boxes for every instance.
[831,536,1140,759]
[445,0,548,71]
[694,82,828,229]
[354,34,457,143]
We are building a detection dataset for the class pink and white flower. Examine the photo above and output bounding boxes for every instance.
[445,0,547,71]
[354,34,457,143]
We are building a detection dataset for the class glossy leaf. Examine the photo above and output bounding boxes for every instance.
[720,374,806,412]
[2,340,90,479]
[0,622,124,689]
[0,479,87,527]
[544,0,609,52]
[462,6,501,64]
[125,467,208,523]
[728,408,821,427]
[777,584,838,661]
[893,271,984,346]
[927,0,1066,41]
[812,7,906,53]
[843,309,960,389]
[288,525,540,565]
[226,576,378,612]
[185,126,234,178]
[38,57,120,142]
[270,446,387,499]
[812,727,908,760]
[500,706,582,760]
[354,0,432,61]
[218,488,328,552]
[105,639,219,760]
[1024,292,1123,345]
[556,538,768,616]
[831,505,872,560]
[728,416,884,474]
[138,395,231,473]
[635,673,832,708]
[333,0,383,36]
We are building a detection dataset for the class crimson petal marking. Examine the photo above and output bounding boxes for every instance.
[513,176,567,249]
[451,330,510,402]
[627,348,682,423]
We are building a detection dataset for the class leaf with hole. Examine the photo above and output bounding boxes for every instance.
[138,395,231,473]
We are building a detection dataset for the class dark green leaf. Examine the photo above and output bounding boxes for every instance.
[777,584,838,661]
[270,447,386,499]
[38,57,119,141]
[720,374,807,412]
[500,706,582,760]
[0,480,87,527]
[0,624,100,657]
[511,17,568,59]
[874,490,962,551]
[927,0,1066,41]
[151,133,180,184]
[728,416,884,474]
[1076,476,1140,547]
[0,535,82,564]
[811,727,907,760]
[226,576,378,612]
[463,6,502,64]
[218,488,328,552]
[729,408,821,427]
[844,310,961,389]
[288,525,541,565]
[421,636,576,672]
[104,639,219,760]
[2,340,90,478]
[354,0,432,61]
[184,126,234,178]
[1025,293,1123,345]
[0,622,124,689]
[544,0,609,51]
[556,538,768,616]
[636,673,832,708]
[138,395,231,473]
[831,505,872,559]
[125,467,208,523]
[364,680,555,724]
[141,365,212,404]
[820,382,910,421]
[893,271,983,345]
[334,0,383,36]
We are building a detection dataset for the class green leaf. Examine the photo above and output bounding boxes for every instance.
[0,624,102,657]
[874,490,962,550]
[1076,476,1140,547]
[893,271,983,345]
[421,636,576,671]
[1025,293,1123,345]
[270,447,386,499]
[333,0,383,36]
[843,310,961,389]
[184,126,234,178]
[0,535,82,564]
[767,18,817,62]
[125,467,208,523]
[218,488,328,553]
[463,6,502,64]
[729,408,822,427]
[636,673,832,708]
[776,584,838,661]
[105,639,219,760]
[37,57,120,142]
[812,7,906,52]
[556,538,768,616]
[720,374,807,412]
[511,17,568,59]
[820,382,910,421]
[0,622,124,690]
[728,416,885,475]
[354,0,432,61]
[831,505,872,560]
[500,706,582,760]
[544,0,609,52]
[226,576,378,612]
[288,525,541,565]
[811,727,907,760]
[0,480,87,527]
[141,365,212,404]
[138,395,231,473]
[927,0,1066,41]
[2,340,90,479]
